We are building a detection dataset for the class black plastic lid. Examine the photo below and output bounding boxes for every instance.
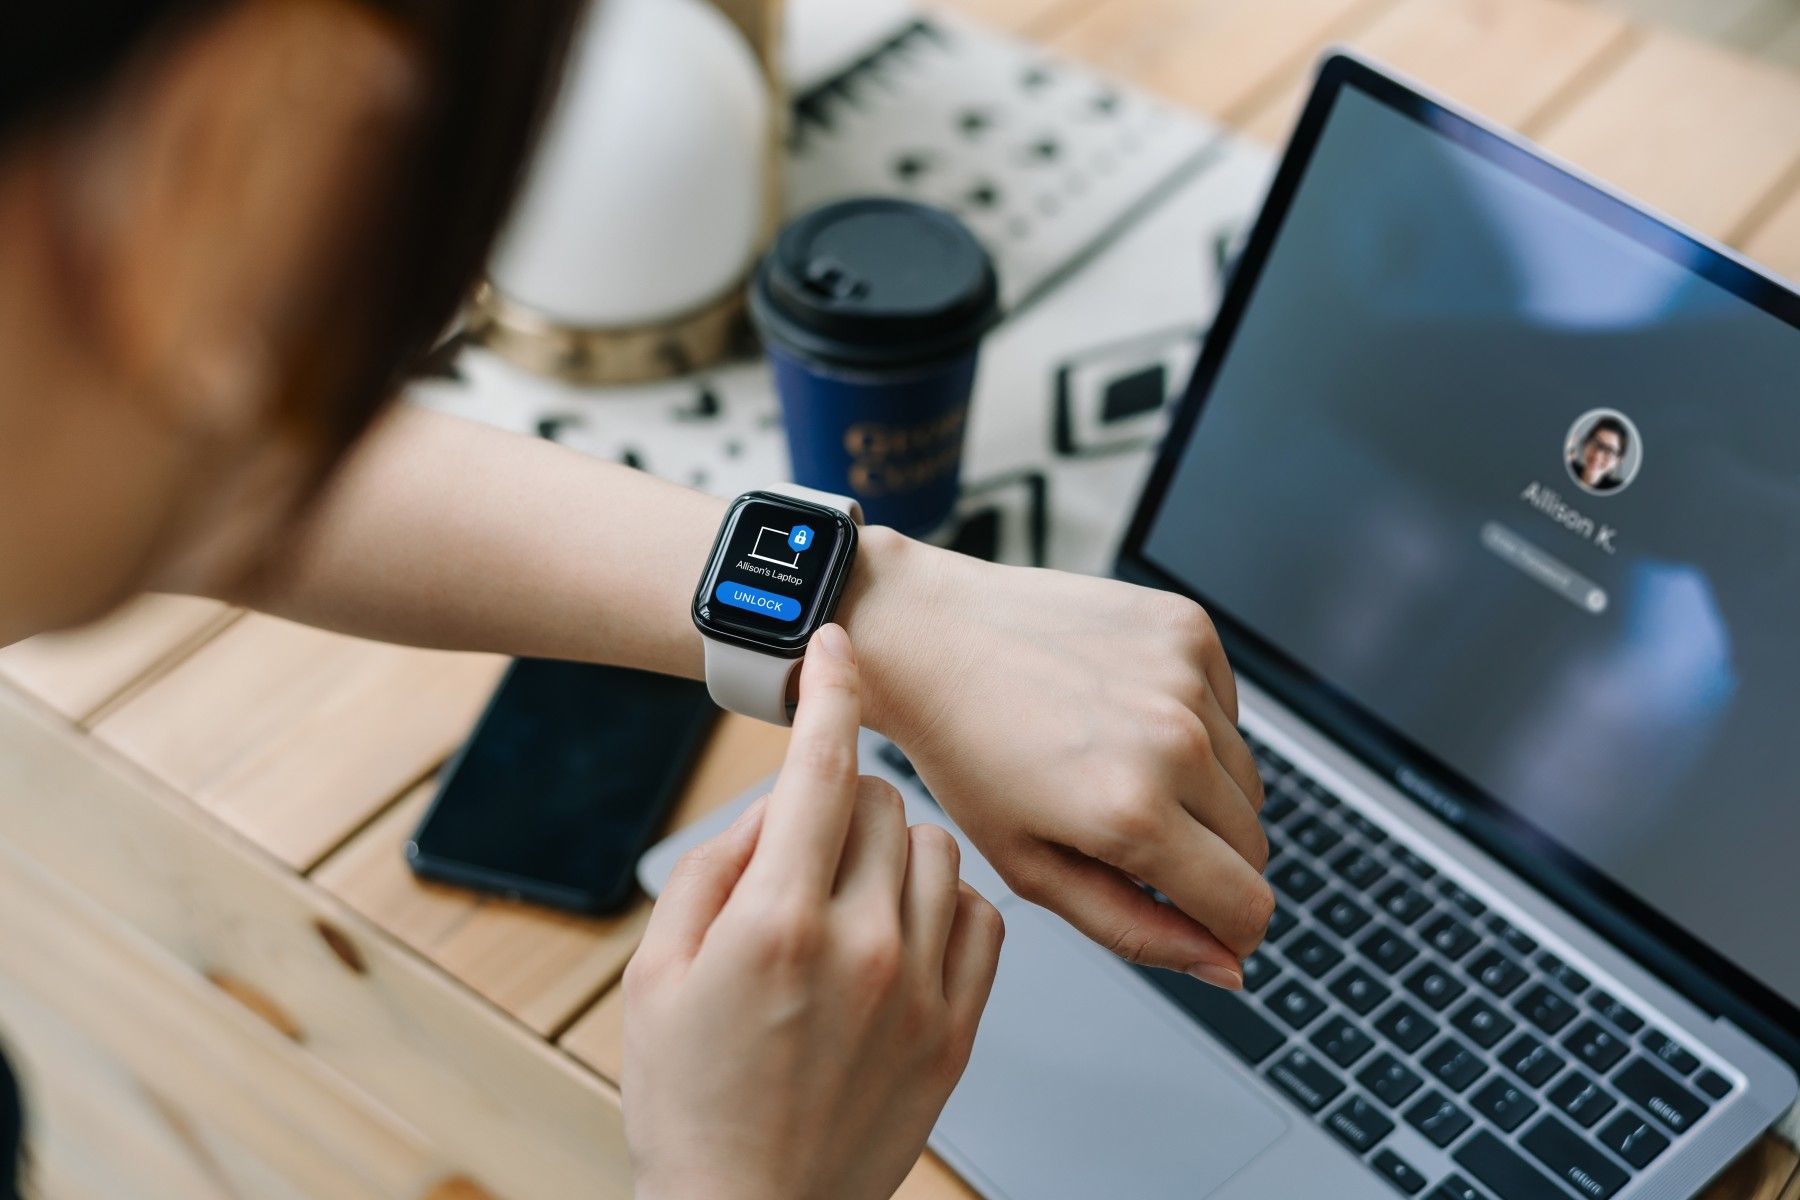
[749,198,1000,370]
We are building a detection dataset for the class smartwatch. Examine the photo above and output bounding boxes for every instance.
[692,484,863,724]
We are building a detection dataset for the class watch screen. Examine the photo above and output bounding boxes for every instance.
[696,496,854,647]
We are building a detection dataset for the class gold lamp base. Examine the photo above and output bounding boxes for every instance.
[467,279,750,386]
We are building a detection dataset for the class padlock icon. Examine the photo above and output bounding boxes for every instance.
[787,525,815,553]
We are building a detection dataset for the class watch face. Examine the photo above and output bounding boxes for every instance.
[693,493,858,653]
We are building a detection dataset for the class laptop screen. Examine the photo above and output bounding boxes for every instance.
[1127,67,1800,1037]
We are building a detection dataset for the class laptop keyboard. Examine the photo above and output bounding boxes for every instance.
[1135,731,1737,1200]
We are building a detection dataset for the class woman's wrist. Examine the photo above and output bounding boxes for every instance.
[836,524,972,749]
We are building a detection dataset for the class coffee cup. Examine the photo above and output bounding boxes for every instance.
[749,198,999,535]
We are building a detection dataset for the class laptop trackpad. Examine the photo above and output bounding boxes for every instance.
[932,902,1287,1199]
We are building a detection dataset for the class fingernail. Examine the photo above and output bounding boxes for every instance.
[1186,963,1244,991]
[813,623,852,662]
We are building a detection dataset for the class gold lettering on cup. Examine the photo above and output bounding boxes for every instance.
[843,410,967,497]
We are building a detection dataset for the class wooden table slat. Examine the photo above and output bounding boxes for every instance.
[934,0,1093,37]
[1534,27,1800,242]
[0,841,452,1200]
[0,686,634,1198]
[90,614,506,869]
[0,595,236,725]
[1238,0,1631,145]
[314,711,788,1036]
[1051,0,1388,126]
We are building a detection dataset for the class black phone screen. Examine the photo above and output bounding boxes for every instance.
[407,658,716,911]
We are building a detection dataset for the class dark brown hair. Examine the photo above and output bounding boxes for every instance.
[4,0,585,460]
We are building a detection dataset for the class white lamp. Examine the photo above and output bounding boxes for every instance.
[475,0,777,383]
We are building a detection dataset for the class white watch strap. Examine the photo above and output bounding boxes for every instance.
[703,484,861,725]
[764,481,864,523]
[704,637,804,725]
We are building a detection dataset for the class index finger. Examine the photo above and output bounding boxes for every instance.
[742,623,864,896]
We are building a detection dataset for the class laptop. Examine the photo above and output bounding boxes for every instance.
[641,53,1800,1200]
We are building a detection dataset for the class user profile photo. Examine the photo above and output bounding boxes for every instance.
[1563,408,1641,496]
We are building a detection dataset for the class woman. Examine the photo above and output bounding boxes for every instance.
[0,2,1269,1197]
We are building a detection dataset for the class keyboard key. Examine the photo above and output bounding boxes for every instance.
[1359,1052,1425,1108]
[1586,989,1645,1035]
[1500,1032,1566,1088]
[1521,1115,1627,1200]
[1376,880,1433,925]
[1484,914,1539,957]
[1514,984,1578,1034]
[1252,760,1285,793]
[1290,815,1342,857]
[1267,979,1328,1029]
[1331,846,1389,890]
[1314,891,1373,939]
[1136,968,1286,1064]
[1360,925,1420,975]
[1450,997,1516,1049]
[1375,1001,1438,1054]
[1470,1077,1539,1132]
[1536,951,1590,996]
[1420,913,1480,962]
[1270,859,1326,902]
[1423,1036,1486,1092]
[1428,1176,1485,1200]
[1301,779,1340,808]
[1262,791,1299,826]
[1597,1109,1670,1168]
[1454,1130,1561,1200]
[1329,964,1391,1016]
[1285,930,1345,979]
[1390,844,1437,880]
[1264,904,1299,944]
[1311,1014,1376,1068]
[1432,877,1486,918]
[1467,948,1528,998]
[1549,1071,1617,1129]
[1405,961,1468,1012]
[1563,1020,1629,1074]
[1324,1093,1394,1154]
[1266,1047,1345,1113]
[1341,808,1388,845]
[1614,1056,1709,1135]
[1241,950,1281,993]
[1640,1029,1701,1077]
[1405,1089,1473,1148]
[1372,1149,1428,1196]
[1694,1069,1732,1101]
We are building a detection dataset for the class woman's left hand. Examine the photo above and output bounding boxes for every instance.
[851,529,1271,990]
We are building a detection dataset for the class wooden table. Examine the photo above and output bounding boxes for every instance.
[3,1,1799,1197]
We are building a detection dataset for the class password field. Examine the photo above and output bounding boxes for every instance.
[1480,522,1608,615]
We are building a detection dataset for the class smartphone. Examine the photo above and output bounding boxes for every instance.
[406,658,717,913]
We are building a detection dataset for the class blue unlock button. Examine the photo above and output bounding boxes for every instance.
[716,581,801,622]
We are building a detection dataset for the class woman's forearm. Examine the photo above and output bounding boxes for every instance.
[180,402,1274,981]
[199,403,929,729]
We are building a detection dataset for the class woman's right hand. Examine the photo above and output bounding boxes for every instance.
[621,624,1006,1200]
